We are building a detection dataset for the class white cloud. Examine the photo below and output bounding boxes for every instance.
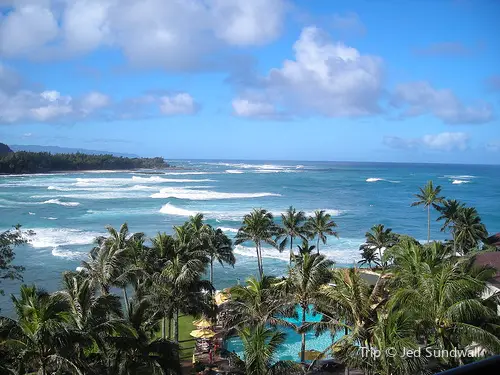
[384,132,470,152]
[392,81,494,124]
[0,62,197,123]
[232,98,277,118]
[0,0,286,69]
[80,92,111,113]
[212,0,285,45]
[159,93,197,115]
[233,26,383,118]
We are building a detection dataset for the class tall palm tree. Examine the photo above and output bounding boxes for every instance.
[108,297,181,375]
[453,207,488,254]
[437,199,466,254]
[232,324,303,375]
[235,209,280,280]
[304,210,338,254]
[152,238,213,342]
[280,206,307,266]
[288,253,333,362]
[0,285,82,375]
[358,246,380,270]
[59,271,131,358]
[359,224,397,268]
[296,239,316,256]
[221,276,290,331]
[205,227,236,285]
[411,180,444,242]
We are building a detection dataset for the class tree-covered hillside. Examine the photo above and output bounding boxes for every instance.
[0,150,169,174]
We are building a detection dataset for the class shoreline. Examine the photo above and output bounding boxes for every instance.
[0,166,190,176]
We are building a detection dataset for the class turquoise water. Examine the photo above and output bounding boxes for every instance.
[225,306,343,361]
[1,161,499,316]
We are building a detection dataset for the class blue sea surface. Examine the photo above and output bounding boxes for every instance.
[1,161,499,315]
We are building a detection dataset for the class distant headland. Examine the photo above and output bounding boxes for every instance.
[0,142,171,174]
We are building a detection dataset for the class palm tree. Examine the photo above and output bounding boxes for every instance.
[152,238,213,342]
[296,239,316,256]
[232,324,303,375]
[205,227,236,285]
[453,207,488,254]
[359,224,396,268]
[221,276,290,331]
[411,180,444,242]
[358,246,380,270]
[437,199,465,233]
[108,297,181,375]
[0,285,82,375]
[235,209,280,280]
[288,253,333,362]
[280,206,307,266]
[59,271,131,358]
[304,210,338,254]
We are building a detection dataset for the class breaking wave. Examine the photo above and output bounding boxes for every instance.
[452,180,470,185]
[28,228,100,248]
[159,203,197,216]
[366,178,400,183]
[51,247,87,260]
[151,187,280,200]
[217,227,239,233]
[41,199,80,207]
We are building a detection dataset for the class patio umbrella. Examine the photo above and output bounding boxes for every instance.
[190,329,216,339]
[214,291,229,305]
[194,318,212,328]
[302,350,325,361]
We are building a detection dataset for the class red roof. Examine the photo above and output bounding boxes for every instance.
[473,252,500,286]
[486,233,500,247]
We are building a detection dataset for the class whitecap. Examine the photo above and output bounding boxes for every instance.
[446,175,476,179]
[225,170,244,174]
[28,228,101,248]
[28,212,36,215]
[217,227,239,233]
[159,203,197,216]
[151,187,280,200]
[43,217,58,220]
[41,199,80,207]
[366,178,384,182]
[52,247,87,260]
[452,180,470,185]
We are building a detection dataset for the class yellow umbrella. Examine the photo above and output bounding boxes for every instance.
[214,291,229,305]
[301,350,325,361]
[190,329,216,339]
[194,318,212,328]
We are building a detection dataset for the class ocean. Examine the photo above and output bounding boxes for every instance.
[1,160,499,315]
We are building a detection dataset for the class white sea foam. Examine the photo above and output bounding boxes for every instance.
[28,228,100,248]
[163,171,219,175]
[366,178,400,183]
[151,187,280,200]
[43,217,58,220]
[28,212,36,215]
[233,237,364,264]
[41,199,80,207]
[446,175,476,179]
[217,227,239,233]
[131,176,215,183]
[51,247,87,260]
[225,170,244,174]
[159,203,197,216]
[452,179,470,185]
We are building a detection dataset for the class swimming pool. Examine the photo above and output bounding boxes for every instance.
[225,306,344,361]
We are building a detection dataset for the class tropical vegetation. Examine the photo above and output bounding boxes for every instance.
[1,180,499,375]
[0,150,168,174]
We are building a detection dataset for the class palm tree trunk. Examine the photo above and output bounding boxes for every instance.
[162,317,167,339]
[210,257,214,286]
[344,327,350,375]
[174,308,179,342]
[316,236,320,254]
[427,205,431,243]
[289,236,293,267]
[123,287,130,316]
[300,305,306,363]
[168,317,172,339]
[256,243,264,280]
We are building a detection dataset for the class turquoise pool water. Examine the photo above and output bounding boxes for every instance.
[225,306,344,361]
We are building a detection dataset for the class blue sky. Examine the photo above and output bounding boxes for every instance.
[0,0,499,164]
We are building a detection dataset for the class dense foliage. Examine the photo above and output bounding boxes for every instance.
[0,151,169,174]
[0,180,499,375]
